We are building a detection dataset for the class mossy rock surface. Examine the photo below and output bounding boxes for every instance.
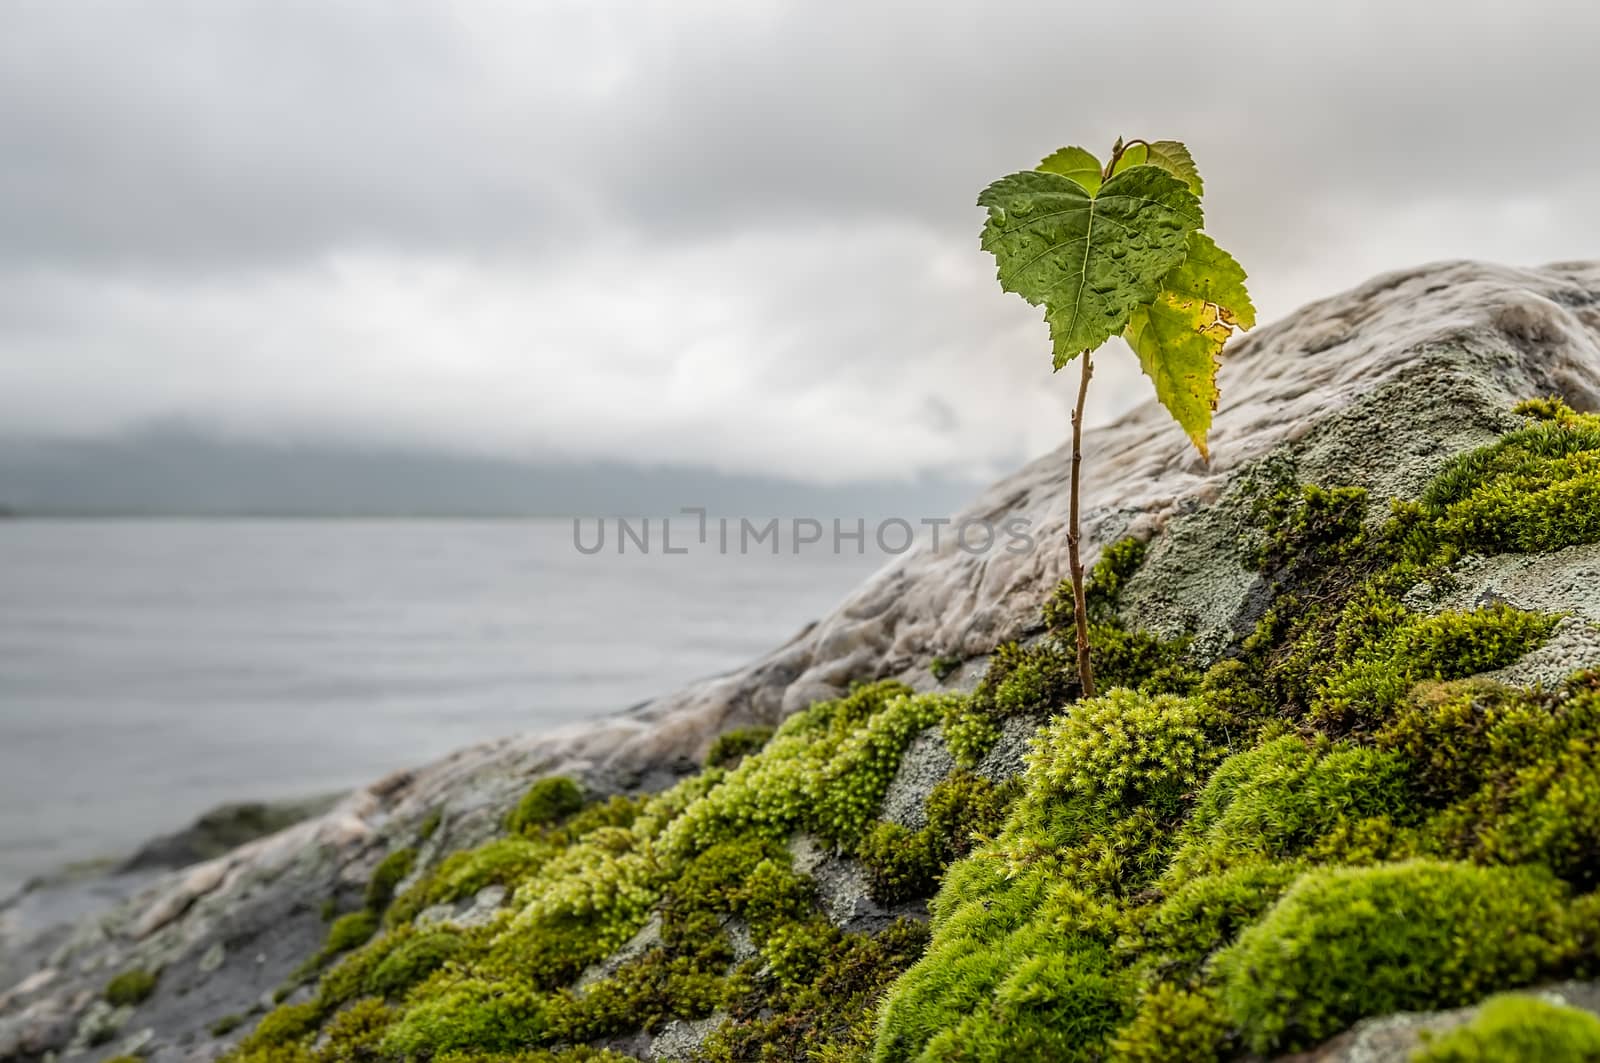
[5,261,1600,1063]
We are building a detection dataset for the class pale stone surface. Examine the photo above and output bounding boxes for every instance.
[2,260,1600,1060]
[648,1012,726,1062]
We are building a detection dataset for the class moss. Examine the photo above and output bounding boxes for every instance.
[433,1049,638,1062]
[209,1012,245,1037]
[662,835,812,948]
[1042,536,1150,631]
[325,909,379,954]
[1004,689,1237,893]
[506,776,586,834]
[661,680,939,854]
[1310,604,1558,728]
[941,540,1198,770]
[929,654,962,682]
[1125,861,1304,977]
[1109,984,1229,1062]
[235,999,321,1053]
[1251,483,1369,575]
[701,917,930,1062]
[984,639,1078,716]
[387,834,557,927]
[1386,678,1600,887]
[279,908,382,995]
[103,967,159,1006]
[858,771,1017,904]
[1214,861,1581,1053]
[367,928,463,998]
[555,950,724,1042]
[1414,993,1600,1062]
[1165,736,1415,883]
[317,996,393,1060]
[706,725,774,768]
[941,708,1001,769]
[557,793,644,842]
[381,978,550,1056]
[1423,400,1600,553]
[364,846,417,913]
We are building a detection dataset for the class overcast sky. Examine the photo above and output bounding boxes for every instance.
[3,1,1597,485]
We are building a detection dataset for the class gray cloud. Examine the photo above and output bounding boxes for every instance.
[3,0,1599,483]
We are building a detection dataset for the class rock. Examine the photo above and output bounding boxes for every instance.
[1406,543,1600,687]
[787,834,921,934]
[0,991,79,1059]
[648,1012,724,1061]
[972,712,1041,783]
[120,795,344,874]
[3,260,1600,1060]
[1279,980,1600,1062]
[879,730,956,830]
[413,882,509,933]
[575,915,662,990]
[65,999,132,1054]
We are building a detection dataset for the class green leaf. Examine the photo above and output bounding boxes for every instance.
[978,165,1202,368]
[1037,146,1102,194]
[1123,232,1254,460]
[1163,231,1255,329]
[1112,140,1203,195]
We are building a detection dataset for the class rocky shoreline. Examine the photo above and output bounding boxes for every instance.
[5,259,1600,1061]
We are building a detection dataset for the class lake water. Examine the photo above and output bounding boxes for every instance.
[0,520,891,896]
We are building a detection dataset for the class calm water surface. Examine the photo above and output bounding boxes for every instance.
[0,520,889,895]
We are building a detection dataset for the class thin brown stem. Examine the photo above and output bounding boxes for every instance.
[1066,348,1097,699]
[1102,137,1147,181]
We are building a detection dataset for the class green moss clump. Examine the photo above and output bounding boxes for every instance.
[381,978,549,1056]
[1310,604,1558,728]
[876,691,1243,1060]
[1042,536,1150,631]
[1214,861,1579,1053]
[660,680,939,854]
[1165,736,1414,882]
[316,996,393,1059]
[235,999,321,1054]
[706,725,775,768]
[929,654,962,682]
[1423,399,1600,553]
[103,967,159,1007]
[1251,483,1369,574]
[506,776,586,834]
[1109,983,1229,1063]
[364,846,417,913]
[1413,993,1600,1062]
[327,909,379,953]
[367,928,463,998]
[209,1012,245,1037]
[433,1049,640,1062]
[940,709,1001,769]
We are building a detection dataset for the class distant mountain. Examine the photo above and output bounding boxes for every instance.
[0,427,988,519]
